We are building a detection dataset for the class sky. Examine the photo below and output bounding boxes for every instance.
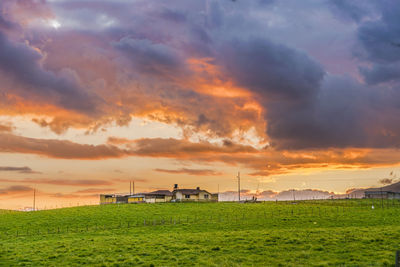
[1,0,400,209]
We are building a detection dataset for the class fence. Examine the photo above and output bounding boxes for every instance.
[2,201,400,239]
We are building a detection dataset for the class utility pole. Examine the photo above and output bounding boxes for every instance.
[237,172,241,202]
[292,189,296,202]
[132,181,135,195]
[33,188,36,211]
[130,181,132,195]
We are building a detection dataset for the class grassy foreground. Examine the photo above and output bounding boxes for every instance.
[0,200,399,266]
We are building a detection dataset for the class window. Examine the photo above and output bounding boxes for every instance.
[204,194,209,199]
[185,194,190,199]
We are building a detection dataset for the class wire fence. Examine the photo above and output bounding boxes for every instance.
[2,199,400,239]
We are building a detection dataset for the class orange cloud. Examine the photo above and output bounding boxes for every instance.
[186,57,253,98]
[0,123,12,133]
[0,133,130,159]
[1,132,400,177]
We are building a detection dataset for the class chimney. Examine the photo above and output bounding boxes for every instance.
[196,187,200,190]
[174,184,178,190]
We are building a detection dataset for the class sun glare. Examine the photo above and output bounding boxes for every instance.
[50,20,61,29]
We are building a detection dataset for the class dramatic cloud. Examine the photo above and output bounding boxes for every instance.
[328,0,375,23]
[0,31,101,114]
[114,37,185,77]
[0,0,398,152]
[2,132,400,177]
[218,37,325,101]
[122,137,258,157]
[154,168,223,176]
[0,133,130,159]
[355,1,400,85]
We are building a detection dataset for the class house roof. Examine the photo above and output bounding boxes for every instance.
[147,190,173,196]
[174,189,210,195]
[365,181,400,193]
[128,194,145,198]
[133,190,173,196]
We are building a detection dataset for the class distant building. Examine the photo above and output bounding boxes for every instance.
[364,182,400,199]
[100,194,117,204]
[142,190,173,203]
[172,184,217,202]
[100,184,217,204]
[127,195,145,203]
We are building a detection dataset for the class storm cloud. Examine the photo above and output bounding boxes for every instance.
[0,32,99,114]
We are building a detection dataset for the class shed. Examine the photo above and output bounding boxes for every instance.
[365,182,400,199]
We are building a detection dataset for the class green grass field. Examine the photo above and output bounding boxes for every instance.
[0,199,399,266]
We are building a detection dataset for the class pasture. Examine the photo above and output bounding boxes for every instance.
[0,200,399,266]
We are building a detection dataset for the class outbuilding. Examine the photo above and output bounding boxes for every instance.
[364,182,400,199]
[143,190,173,203]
